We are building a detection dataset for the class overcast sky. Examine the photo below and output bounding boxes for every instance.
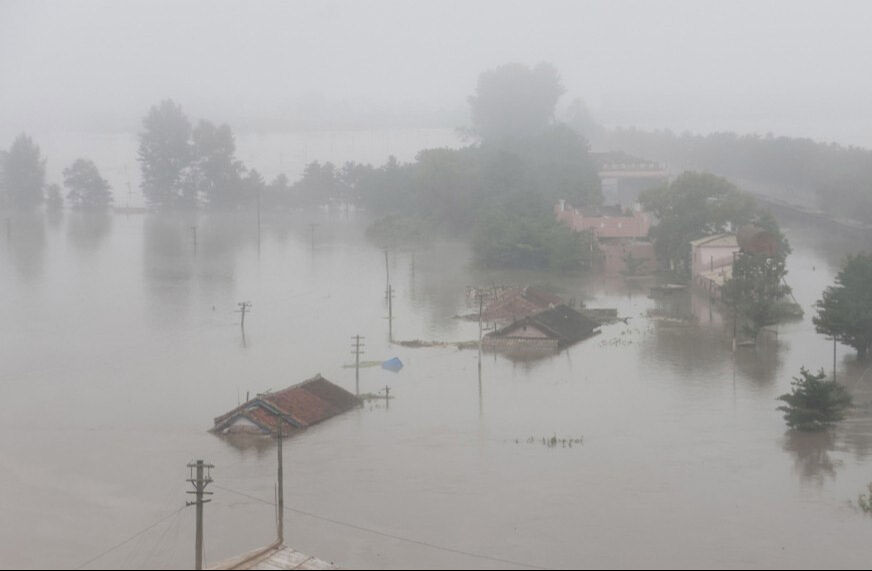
[3,0,872,145]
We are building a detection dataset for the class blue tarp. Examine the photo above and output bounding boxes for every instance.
[381,357,403,372]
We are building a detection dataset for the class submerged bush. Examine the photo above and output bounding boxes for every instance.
[777,367,852,431]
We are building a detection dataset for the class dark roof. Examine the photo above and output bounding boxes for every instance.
[487,304,600,347]
[213,374,360,436]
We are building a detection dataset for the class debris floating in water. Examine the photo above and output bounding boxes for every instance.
[382,357,403,372]
[512,434,584,448]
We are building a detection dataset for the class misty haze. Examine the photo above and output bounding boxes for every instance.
[4,1,872,570]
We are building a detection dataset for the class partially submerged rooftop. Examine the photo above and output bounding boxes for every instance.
[210,543,338,570]
[480,286,563,322]
[484,304,601,352]
[213,374,360,437]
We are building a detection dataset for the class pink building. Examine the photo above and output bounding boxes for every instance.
[555,200,652,239]
[690,233,739,299]
[555,200,656,274]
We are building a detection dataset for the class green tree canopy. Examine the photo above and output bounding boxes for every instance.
[188,120,244,208]
[137,100,193,209]
[640,171,758,276]
[468,62,564,146]
[1,134,46,210]
[45,183,64,212]
[814,253,872,359]
[63,159,113,210]
[722,252,791,340]
[777,367,852,431]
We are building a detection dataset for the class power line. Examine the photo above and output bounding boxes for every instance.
[212,484,548,570]
[75,505,189,570]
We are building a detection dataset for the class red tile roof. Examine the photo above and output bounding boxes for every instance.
[213,375,359,436]
[481,286,563,322]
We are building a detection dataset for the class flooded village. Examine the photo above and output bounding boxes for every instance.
[5,2,872,570]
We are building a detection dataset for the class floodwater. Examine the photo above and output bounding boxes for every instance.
[3,161,872,570]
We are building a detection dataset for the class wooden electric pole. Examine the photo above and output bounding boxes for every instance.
[383,249,390,299]
[237,301,252,333]
[351,335,365,396]
[384,385,391,408]
[276,425,284,544]
[186,460,213,571]
[309,223,317,252]
[387,284,394,342]
[257,188,262,255]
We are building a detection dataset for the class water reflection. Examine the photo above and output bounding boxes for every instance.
[3,212,46,282]
[66,212,112,252]
[782,430,840,487]
[142,214,250,328]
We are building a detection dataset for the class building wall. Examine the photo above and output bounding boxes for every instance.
[482,337,559,352]
[692,244,739,278]
[555,202,651,239]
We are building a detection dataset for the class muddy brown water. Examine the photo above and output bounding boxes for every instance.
[2,205,872,569]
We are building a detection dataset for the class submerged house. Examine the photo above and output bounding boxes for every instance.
[690,226,778,300]
[690,233,739,299]
[483,304,601,352]
[480,286,563,322]
[212,374,360,437]
[555,200,657,275]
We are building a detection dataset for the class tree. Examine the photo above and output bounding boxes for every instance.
[814,253,872,359]
[1,134,46,209]
[777,367,852,431]
[188,120,244,208]
[565,97,605,148]
[242,169,266,208]
[640,172,758,276]
[264,173,292,210]
[63,159,113,210]
[137,100,193,209]
[292,161,341,207]
[46,183,64,212]
[473,208,597,271]
[468,62,564,146]
[722,252,791,340]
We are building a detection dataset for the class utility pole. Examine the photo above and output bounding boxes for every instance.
[276,425,284,544]
[257,188,262,255]
[477,290,484,416]
[732,250,738,352]
[384,249,390,299]
[309,223,317,252]
[833,336,838,382]
[351,335,365,396]
[237,301,252,334]
[384,385,390,408]
[387,284,394,342]
[186,460,213,571]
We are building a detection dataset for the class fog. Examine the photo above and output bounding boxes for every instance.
[4,0,872,144]
[6,2,872,570]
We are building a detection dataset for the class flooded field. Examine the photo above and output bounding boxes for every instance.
[2,206,872,570]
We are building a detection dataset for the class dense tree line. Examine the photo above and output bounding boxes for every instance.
[268,63,604,271]
[605,128,872,223]
[1,133,113,212]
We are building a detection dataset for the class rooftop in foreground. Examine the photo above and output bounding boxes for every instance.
[210,543,338,570]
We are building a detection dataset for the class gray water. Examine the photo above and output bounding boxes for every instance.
[3,190,872,568]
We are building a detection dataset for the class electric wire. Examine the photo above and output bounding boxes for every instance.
[213,484,548,570]
[74,505,189,570]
